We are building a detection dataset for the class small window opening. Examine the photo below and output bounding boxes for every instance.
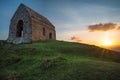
[43,28,46,36]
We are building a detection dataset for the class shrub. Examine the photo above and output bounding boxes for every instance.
[0,55,21,68]
[2,71,20,80]
[40,56,66,69]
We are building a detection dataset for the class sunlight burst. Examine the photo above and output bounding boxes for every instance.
[102,39,113,46]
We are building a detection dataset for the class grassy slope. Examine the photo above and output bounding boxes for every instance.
[0,41,120,80]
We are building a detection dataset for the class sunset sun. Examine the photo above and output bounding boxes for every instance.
[102,39,113,46]
[100,32,115,47]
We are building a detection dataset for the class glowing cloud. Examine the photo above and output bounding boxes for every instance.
[117,26,120,30]
[88,23,117,32]
[71,36,82,42]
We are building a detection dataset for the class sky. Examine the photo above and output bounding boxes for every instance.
[0,0,120,49]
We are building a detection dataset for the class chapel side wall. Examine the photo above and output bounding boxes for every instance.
[44,25,56,40]
[31,17,56,42]
[31,18,43,41]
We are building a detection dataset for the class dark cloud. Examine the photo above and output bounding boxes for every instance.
[71,36,81,42]
[88,23,117,32]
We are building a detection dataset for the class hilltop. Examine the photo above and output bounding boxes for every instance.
[0,41,120,80]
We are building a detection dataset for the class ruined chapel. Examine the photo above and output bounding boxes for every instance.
[7,3,56,44]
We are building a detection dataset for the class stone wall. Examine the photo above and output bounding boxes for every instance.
[7,4,56,44]
[7,5,32,44]
[31,17,56,41]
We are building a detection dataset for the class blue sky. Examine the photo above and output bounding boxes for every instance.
[0,0,120,42]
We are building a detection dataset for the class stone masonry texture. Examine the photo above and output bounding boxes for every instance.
[7,3,56,44]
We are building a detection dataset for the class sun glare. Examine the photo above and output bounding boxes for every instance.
[100,32,114,47]
[102,39,112,46]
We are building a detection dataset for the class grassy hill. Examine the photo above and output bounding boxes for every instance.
[0,41,120,80]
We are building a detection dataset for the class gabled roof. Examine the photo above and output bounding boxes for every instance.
[19,3,55,28]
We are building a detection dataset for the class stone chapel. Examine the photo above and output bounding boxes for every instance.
[7,3,56,44]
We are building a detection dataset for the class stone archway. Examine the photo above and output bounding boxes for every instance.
[16,20,23,37]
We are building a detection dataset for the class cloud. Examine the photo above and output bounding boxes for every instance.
[88,23,117,32]
[117,26,120,30]
[71,36,82,42]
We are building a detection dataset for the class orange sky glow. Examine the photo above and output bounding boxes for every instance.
[68,29,120,50]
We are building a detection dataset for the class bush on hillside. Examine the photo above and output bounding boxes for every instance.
[40,56,66,69]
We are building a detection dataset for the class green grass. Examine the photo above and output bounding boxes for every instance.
[0,40,120,80]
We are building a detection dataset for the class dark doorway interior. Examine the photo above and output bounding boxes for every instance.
[16,20,23,37]
[49,32,52,39]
